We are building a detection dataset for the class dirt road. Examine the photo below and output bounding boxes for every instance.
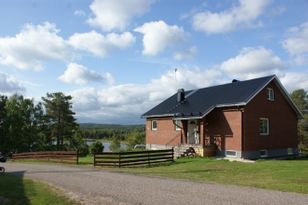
[4,163,308,205]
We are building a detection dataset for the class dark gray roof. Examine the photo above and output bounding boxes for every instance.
[142,75,301,119]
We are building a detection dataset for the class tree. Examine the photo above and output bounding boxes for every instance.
[0,96,8,153]
[110,135,121,152]
[126,129,145,150]
[42,92,77,150]
[0,95,44,153]
[290,89,308,153]
[90,141,104,154]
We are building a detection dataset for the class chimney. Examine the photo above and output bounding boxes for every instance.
[177,88,185,103]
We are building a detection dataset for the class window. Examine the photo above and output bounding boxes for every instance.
[259,118,269,135]
[267,88,274,101]
[151,120,157,131]
[260,149,268,158]
[174,120,181,131]
[226,150,237,157]
[287,148,293,155]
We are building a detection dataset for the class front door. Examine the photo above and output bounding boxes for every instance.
[187,120,199,144]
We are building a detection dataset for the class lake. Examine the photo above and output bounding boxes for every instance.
[85,140,127,152]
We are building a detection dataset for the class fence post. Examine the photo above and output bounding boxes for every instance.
[172,147,174,161]
[118,152,121,168]
[76,150,79,165]
[148,151,150,167]
[94,153,96,167]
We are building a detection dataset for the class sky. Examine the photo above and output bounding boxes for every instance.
[0,0,308,124]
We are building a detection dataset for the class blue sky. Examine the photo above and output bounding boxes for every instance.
[0,0,308,124]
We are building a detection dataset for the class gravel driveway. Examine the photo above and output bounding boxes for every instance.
[3,162,308,205]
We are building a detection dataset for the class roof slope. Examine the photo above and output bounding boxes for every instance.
[142,75,299,119]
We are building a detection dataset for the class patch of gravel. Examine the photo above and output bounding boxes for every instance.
[3,162,308,205]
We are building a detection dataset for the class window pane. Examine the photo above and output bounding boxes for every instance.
[259,118,269,135]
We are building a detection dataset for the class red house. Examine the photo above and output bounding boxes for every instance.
[142,75,303,159]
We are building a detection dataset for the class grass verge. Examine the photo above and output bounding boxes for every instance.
[110,157,308,194]
[0,173,78,205]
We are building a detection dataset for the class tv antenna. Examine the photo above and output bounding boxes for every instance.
[174,68,178,91]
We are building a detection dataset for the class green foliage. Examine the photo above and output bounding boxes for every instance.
[0,93,80,155]
[126,129,145,150]
[42,92,78,150]
[110,135,121,152]
[79,123,144,141]
[0,95,46,154]
[290,89,308,153]
[90,141,104,154]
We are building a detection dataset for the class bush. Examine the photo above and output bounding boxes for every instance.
[78,143,90,157]
[90,141,104,154]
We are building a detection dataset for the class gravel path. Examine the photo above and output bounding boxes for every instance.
[3,162,308,205]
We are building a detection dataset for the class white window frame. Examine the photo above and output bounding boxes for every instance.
[151,120,157,131]
[175,120,181,131]
[287,148,293,155]
[225,150,237,157]
[260,149,268,158]
[259,118,269,136]
[267,88,275,101]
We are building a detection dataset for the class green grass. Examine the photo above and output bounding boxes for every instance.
[111,157,308,194]
[0,174,78,205]
[78,155,94,165]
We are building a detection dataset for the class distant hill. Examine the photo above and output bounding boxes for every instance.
[79,123,145,130]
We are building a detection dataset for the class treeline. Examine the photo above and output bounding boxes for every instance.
[290,89,308,153]
[80,123,144,141]
[0,93,85,155]
[0,93,146,156]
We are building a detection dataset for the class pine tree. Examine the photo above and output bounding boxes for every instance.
[42,92,78,150]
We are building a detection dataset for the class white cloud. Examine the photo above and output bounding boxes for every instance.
[59,63,114,85]
[0,73,25,94]
[74,10,86,17]
[173,46,197,61]
[192,0,270,34]
[134,21,187,56]
[87,0,153,31]
[220,47,285,79]
[282,22,308,65]
[280,72,308,92]
[69,67,224,123]
[68,31,135,57]
[0,22,71,70]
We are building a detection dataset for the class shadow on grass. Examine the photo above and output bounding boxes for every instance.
[0,171,29,205]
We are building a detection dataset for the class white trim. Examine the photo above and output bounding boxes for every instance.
[151,120,157,131]
[272,76,303,118]
[287,148,293,155]
[174,120,181,131]
[267,87,275,101]
[143,114,173,118]
[225,150,237,157]
[260,149,268,157]
[259,118,269,135]
[245,75,275,104]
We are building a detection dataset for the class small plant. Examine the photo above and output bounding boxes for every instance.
[90,141,104,154]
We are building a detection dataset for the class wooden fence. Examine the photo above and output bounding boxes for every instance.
[94,149,174,167]
[12,151,79,164]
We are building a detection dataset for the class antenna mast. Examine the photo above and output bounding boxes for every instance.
[174,68,178,91]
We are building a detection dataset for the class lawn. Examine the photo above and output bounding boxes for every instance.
[109,157,308,194]
[0,174,78,205]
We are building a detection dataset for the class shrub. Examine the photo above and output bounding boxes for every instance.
[90,141,104,154]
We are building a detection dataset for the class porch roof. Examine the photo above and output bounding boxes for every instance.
[142,75,302,119]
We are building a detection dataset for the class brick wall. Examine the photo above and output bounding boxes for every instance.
[243,81,298,151]
[205,108,242,151]
[146,117,182,146]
